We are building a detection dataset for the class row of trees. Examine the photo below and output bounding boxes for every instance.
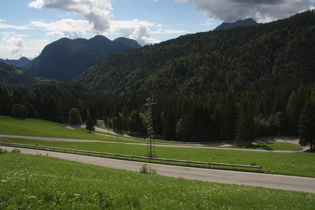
[0,82,314,149]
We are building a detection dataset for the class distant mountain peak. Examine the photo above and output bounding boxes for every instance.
[24,35,141,82]
[214,18,258,31]
[0,57,30,68]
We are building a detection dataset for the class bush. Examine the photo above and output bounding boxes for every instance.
[139,164,156,174]
[11,104,28,119]
[0,148,8,154]
[68,108,82,125]
[11,149,21,153]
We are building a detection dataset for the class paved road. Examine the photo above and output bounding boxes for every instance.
[1,146,315,194]
[0,134,304,153]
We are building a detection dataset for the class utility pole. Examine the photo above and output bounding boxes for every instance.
[114,116,118,141]
[144,98,156,157]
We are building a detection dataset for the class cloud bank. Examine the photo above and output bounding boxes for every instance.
[31,19,90,39]
[29,0,112,34]
[28,0,161,45]
[2,34,25,58]
[177,0,315,22]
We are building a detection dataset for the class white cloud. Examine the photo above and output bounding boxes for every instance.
[29,0,112,34]
[0,33,51,59]
[23,38,51,59]
[0,22,29,30]
[30,19,90,38]
[108,19,159,45]
[151,29,187,34]
[1,34,25,58]
[27,0,162,45]
[176,0,315,22]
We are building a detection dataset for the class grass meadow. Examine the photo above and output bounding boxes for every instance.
[1,152,314,209]
[0,116,119,141]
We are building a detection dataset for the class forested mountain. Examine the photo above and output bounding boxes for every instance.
[0,61,37,86]
[24,36,141,82]
[76,10,315,95]
[213,18,258,31]
[0,57,30,68]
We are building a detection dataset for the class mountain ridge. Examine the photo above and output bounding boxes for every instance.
[75,10,315,95]
[24,35,141,82]
[0,57,30,68]
[214,18,258,31]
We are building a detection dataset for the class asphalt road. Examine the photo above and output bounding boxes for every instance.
[1,146,315,194]
[0,134,305,153]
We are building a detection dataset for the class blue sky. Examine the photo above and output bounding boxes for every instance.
[0,0,314,59]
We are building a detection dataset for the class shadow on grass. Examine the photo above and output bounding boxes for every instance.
[246,144,274,150]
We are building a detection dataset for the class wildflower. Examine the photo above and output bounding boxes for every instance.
[29,196,37,199]
[1,180,7,183]
[21,188,26,192]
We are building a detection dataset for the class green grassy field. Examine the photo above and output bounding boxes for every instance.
[1,152,314,209]
[0,116,117,140]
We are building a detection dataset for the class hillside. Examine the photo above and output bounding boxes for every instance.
[0,57,30,68]
[0,61,37,86]
[24,36,141,82]
[75,10,315,95]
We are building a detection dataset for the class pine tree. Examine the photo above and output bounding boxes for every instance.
[121,105,130,132]
[86,116,95,133]
[298,95,315,151]
[235,102,255,147]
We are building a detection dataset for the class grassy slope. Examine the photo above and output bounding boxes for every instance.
[0,116,114,140]
[1,152,314,209]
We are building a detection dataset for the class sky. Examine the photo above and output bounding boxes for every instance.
[0,0,314,59]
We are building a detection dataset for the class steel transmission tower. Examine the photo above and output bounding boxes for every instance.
[144,98,156,157]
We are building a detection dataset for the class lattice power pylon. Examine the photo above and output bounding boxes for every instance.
[144,98,156,157]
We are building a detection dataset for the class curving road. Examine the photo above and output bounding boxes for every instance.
[1,146,315,194]
[0,134,306,153]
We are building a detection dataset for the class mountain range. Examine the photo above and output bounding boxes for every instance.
[24,36,141,82]
[0,57,30,68]
[75,10,315,95]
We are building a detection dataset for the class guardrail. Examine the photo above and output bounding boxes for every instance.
[0,142,263,170]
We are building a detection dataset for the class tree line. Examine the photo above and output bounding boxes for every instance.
[0,82,314,150]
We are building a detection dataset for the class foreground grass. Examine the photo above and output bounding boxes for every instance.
[2,138,315,178]
[0,152,314,209]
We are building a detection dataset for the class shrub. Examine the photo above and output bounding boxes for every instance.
[68,108,82,125]
[11,149,21,153]
[11,104,28,119]
[0,148,8,154]
[139,164,156,174]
